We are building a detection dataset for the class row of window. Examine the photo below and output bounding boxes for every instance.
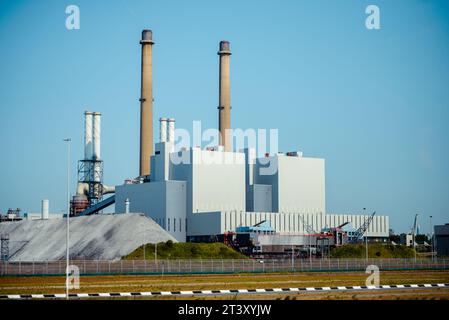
[155,217,187,233]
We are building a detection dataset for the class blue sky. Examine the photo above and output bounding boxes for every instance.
[0,0,448,234]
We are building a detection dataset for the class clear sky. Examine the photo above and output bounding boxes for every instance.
[1,0,448,234]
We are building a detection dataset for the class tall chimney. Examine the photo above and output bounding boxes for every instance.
[167,118,175,143]
[139,29,154,177]
[84,111,93,160]
[218,40,231,152]
[159,117,167,142]
[92,112,101,160]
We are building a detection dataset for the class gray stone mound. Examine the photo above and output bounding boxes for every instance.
[0,213,176,261]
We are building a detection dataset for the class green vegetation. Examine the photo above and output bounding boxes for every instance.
[123,240,247,260]
[330,243,416,259]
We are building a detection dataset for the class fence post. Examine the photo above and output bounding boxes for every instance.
[200,259,203,273]
[232,259,234,273]
[120,260,123,273]
[253,259,255,272]
[190,259,192,273]
[221,259,224,273]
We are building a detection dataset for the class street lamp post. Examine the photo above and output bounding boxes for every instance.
[363,208,368,262]
[155,242,157,266]
[430,215,433,262]
[63,138,71,300]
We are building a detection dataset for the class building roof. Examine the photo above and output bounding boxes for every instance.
[434,224,449,236]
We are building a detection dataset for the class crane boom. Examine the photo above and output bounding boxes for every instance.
[299,215,317,234]
[352,211,376,241]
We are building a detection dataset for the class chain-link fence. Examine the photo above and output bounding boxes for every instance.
[1,258,448,276]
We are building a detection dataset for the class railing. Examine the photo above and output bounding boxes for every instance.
[0,258,448,276]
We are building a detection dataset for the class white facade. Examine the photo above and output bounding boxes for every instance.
[170,147,246,215]
[254,154,325,214]
[25,213,62,220]
[115,142,389,241]
[188,211,389,238]
[115,180,186,242]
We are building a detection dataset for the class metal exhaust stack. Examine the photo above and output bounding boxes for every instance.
[218,40,231,152]
[159,117,167,142]
[84,111,93,160]
[92,112,101,160]
[139,29,154,178]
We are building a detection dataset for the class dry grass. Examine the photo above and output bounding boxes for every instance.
[1,270,449,298]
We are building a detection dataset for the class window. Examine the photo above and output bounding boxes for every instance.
[174,218,176,232]
[179,219,182,233]
[185,218,188,232]
[168,218,170,231]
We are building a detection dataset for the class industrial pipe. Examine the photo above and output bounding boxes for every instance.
[41,199,49,220]
[159,117,167,142]
[167,118,175,142]
[84,111,93,160]
[92,112,101,160]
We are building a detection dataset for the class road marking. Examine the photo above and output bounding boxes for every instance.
[2,283,448,299]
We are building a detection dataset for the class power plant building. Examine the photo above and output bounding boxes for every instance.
[94,29,390,243]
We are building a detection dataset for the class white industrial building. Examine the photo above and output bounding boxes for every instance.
[111,30,390,243]
[115,122,389,242]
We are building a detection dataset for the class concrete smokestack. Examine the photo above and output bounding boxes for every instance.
[218,41,231,152]
[139,29,154,178]
[159,117,167,142]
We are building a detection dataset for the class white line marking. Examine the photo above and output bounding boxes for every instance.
[306,287,315,291]
[3,283,448,299]
[180,291,193,295]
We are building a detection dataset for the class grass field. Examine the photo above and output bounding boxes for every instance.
[330,243,416,258]
[1,270,448,299]
[124,241,247,260]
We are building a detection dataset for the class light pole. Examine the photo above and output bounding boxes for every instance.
[63,138,71,300]
[430,215,433,262]
[155,242,157,266]
[363,208,368,262]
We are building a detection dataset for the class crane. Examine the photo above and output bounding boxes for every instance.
[411,213,419,248]
[351,211,376,242]
[299,214,317,235]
